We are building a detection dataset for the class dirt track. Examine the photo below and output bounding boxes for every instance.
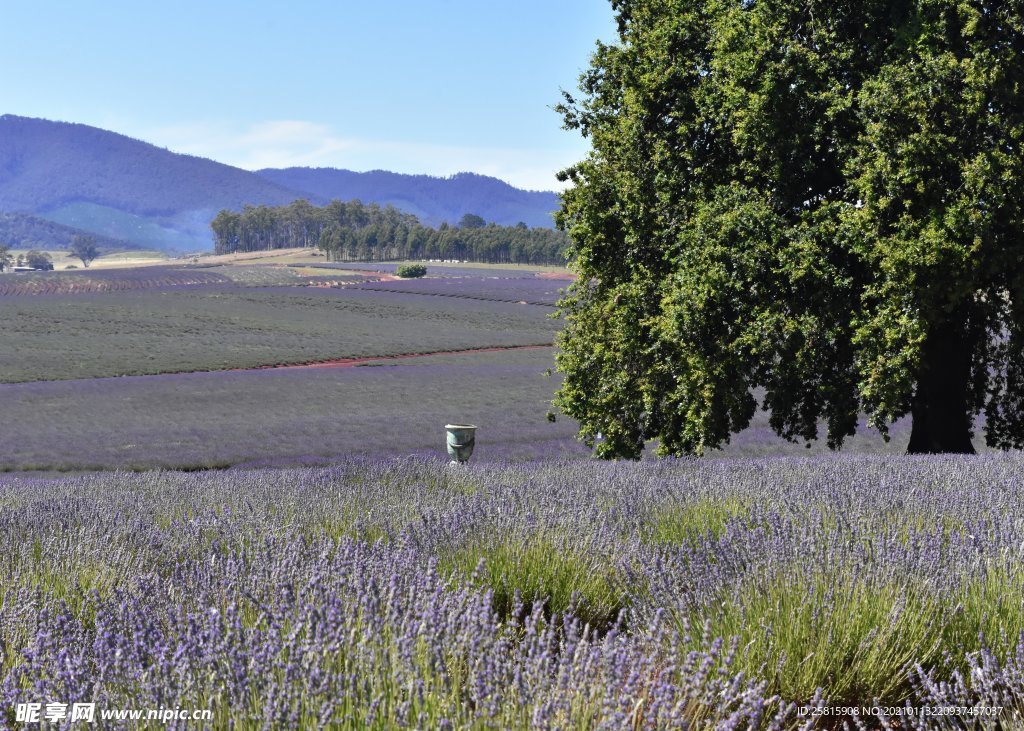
[237,344,554,371]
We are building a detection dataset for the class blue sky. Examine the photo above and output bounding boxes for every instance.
[0,1,616,191]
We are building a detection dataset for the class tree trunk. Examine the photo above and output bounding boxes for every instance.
[907,315,976,454]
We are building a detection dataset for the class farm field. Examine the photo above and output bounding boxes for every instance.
[0,346,913,473]
[83,249,170,268]
[3,256,1016,731]
[0,265,233,296]
[349,276,566,306]
[0,261,379,296]
[0,260,578,472]
[6,0,1024,723]
[0,284,557,383]
[0,348,587,472]
[0,258,916,473]
[2,456,1023,728]
[3,248,169,270]
[309,260,568,278]
[200,264,373,287]
[191,247,340,266]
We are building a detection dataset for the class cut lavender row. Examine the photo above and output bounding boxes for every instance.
[350,276,565,306]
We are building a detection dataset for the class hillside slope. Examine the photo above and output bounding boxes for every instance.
[0,115,308,214]
[0,115,310,250]
[0,211,135,251]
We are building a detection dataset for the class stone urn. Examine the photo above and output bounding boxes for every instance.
[445,424,477,464]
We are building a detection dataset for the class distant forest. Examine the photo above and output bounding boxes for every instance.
[257,169,560,228]
[211,200,570,264]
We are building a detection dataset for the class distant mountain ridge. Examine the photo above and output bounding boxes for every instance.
[0,115,561,252]
[256,168,559,229]
[0,115,304,251]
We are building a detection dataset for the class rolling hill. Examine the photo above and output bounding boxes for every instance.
[0,115,562,253]
[0,115,305,251]
[0,211,132,252]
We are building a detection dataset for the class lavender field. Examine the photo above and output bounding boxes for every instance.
[302,262,556,279]
[0,285,556,383]
[0,349,588,472]
[3,260,1018,731]
[0,345,917,474]
[0,266,233,296]
[2,456,1023,729]
[349,276,565,306]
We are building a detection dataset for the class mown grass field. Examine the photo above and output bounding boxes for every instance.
[4,248,169,270]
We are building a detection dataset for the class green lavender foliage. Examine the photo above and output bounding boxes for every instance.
[3,456,1024,728]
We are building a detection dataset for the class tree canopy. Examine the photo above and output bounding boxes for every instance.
[23,250,53,270]
[70,234,99,267]
[459,213,488,229]
[554,0,1024,457]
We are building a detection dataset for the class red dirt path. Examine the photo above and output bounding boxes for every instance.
[535,272,576,281]
[238,344,554,372]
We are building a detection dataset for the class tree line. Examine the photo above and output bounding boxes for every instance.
[0,237,98,272]
[210,199,569,264]
[257,169,561,228]
[0,247,53,271]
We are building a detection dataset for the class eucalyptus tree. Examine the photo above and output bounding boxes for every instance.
[70,234,99,267]
[555,0,1024,456]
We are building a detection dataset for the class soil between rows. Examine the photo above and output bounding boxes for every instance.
[239,343,555,371]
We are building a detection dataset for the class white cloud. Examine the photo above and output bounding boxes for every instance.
[143,120,583,191]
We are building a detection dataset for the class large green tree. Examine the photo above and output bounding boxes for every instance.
[555,0,1024,457]
[23,250,53,270]
[69,234,99,268]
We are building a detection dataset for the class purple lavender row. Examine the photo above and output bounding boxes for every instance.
[1,457,1023,728]
[298,261,547,279]
[0,266,233,296]
[349,276,565,306]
